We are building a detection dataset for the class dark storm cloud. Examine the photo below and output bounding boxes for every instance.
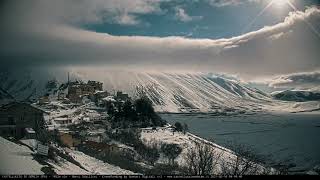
[0,0,320,81]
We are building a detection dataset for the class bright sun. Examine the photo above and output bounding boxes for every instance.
[272,0,288,8]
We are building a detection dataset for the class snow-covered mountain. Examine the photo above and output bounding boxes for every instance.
[0,69,275,113]
[0,68,68,103]
[0,69,44,102]
[5,68,319,113]
[73,71,274,113]
[133,73,273,112]
[271,90,320,102]
[0,87,15,105]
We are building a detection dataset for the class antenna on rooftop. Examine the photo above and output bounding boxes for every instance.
[67,72,70,85]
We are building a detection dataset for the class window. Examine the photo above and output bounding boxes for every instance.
[8,116,15,125]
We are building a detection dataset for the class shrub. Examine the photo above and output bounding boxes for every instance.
[174,122,183,132]
[161,143,182,165]
[109,128,141,147]
[136,139,160,165]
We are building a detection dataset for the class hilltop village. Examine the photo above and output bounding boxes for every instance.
[0,79,187,175]
[0,78,279,175]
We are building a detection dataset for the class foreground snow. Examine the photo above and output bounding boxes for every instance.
[46,156,89,175]
[0,137,44,175]
[67,149,136,175]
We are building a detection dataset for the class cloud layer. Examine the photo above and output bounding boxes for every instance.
[0,0,320,83]
[207,0,262,7]
[269,71,320,89]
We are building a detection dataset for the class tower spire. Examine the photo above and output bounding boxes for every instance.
[67,72,70,85]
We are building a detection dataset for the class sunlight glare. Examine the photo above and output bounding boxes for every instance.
[272,0,289,8]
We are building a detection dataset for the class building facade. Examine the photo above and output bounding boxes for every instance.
[67,81,104,104]
[0,102,47,139]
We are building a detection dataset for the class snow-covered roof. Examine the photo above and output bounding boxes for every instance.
[57,127,71,133]
[87,129,105,135]
[94,90,106,94]
[25,128,35,134]
[102,96,116,102]
[54,117,70,121]
[1,102,49,114]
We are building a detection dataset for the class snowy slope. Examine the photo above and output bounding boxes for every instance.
[141,126,268,175]
[270,90,320,113]
[0,137,44,175]
[0,69,273,113]
[0,68,69,103]
[133,73,272,112]
[0,69,52,103]
[274,101,320,113]
[67,149,136,175]
[0,87,15,105]
[2,68,318,113]
[74,71,273,113]
[46,156,90,175]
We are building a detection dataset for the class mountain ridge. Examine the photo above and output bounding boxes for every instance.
[271,89,320,102]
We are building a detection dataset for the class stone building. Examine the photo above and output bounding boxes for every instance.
[39,95,50,105]
[116,91,130,102]
[88,81,103,91]
[90,91,109,103]
[67,80,103,104]
[0,102,47,139]
[58,132,81,148]
[53,117,72,126]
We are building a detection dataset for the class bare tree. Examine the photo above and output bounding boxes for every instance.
[183,123,188,135]
[161,143,182,165]
[220,142,267,176]
[142,139,160,165]
[184,142,222,175]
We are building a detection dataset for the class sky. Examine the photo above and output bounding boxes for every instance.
[0,0,320,91]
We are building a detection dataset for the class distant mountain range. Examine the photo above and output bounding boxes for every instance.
[124,73,273,113]
[271,90,320,102]
[1,69,319,113]
[0,69,273,112]
[0,87,15,105]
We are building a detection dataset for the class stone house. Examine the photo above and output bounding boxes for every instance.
[116,91,130,102]
[90,91,109,103]
[53,115,72,126]
[67,85,84,103]
[58,132,82,148]
[0,102,47,139]
[39,95,50,105]
[102,96,116,112]
[58,92,66,100]
[87,81,103,91]
[67,81,103,104]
